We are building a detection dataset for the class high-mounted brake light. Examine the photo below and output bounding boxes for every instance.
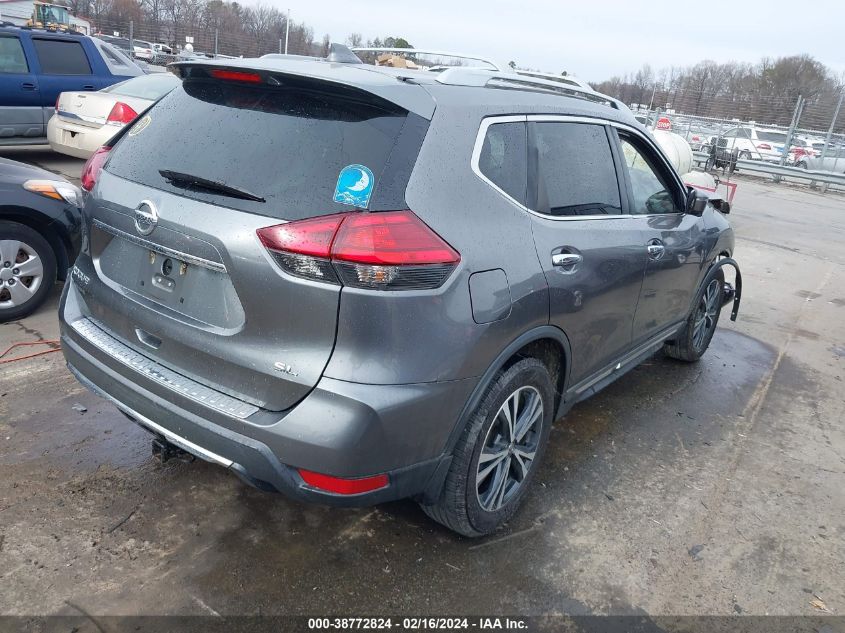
[80,145,112,192]
[256,210,460,290]
[298,469,389,495]
[210,69,262,83]
[106,102,138,126]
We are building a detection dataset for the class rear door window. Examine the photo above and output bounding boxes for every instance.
[477,121,527,206]
[0,37,29,73]
[529,121,622,216]
[106,75,427,220]
[32,38,91,74]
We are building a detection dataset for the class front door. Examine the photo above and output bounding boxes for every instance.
[0,35,42,139]
[614,131,706,344]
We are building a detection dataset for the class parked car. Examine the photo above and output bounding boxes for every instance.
[0,26,144,146]
[60,58,740,536]
[48,73,180,158]
[0,158,82,321]
[153,43,173,55]
[713,127,787,162]
[795,146,845,172]
[131,39,155,61]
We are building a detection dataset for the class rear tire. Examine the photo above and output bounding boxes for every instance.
[664,270,724,363]
[421,358,554,537]
[0,221,57,323]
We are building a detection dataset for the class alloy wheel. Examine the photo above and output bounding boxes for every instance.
[476,386,544,512]
[692,279,721,351]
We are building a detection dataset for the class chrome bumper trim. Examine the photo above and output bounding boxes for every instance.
[92,219,227,273]
[70,317,259,420]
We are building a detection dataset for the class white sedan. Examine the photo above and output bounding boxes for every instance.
[47,73,180,159]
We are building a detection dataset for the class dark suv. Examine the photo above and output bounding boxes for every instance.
[59,58,740,536]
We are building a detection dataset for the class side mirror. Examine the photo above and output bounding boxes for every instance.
[687,189,708,216]
[711,198,731,214]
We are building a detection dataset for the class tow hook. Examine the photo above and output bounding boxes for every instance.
[152,437,195,464]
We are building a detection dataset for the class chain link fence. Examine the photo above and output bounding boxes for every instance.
[93,18,318,68]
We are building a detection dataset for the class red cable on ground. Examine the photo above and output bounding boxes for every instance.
[0,340,62,365]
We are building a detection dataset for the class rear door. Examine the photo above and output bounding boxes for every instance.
[30,36,97,123]
[86,71,431,411]
[0,33,42,139]
[522,117,648,386]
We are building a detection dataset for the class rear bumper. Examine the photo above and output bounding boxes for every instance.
[47,115,111,159]
[59,278,473,506]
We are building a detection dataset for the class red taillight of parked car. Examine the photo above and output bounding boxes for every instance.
[80,145,112,191]
[757,143,772,150]
[298,469,389,495]
[54,95,60,113]
[257,210,460,290]
[106,102,138,126]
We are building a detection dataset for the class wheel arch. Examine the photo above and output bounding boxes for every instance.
[447,326,571,454]
[419,325,572,504]
[0,206,70,280]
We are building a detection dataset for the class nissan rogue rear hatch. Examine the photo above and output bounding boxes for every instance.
[84,67,430,411]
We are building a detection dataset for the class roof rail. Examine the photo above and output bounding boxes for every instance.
[435,68,620,110]
[350,47,501,70]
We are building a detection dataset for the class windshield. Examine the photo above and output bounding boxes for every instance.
[756,131,787,143]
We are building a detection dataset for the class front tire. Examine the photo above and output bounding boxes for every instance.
[421,358,554,537]
[664,271,724,363]
[0,221,57,323]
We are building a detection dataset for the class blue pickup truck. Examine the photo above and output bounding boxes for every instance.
[0,25,144,146]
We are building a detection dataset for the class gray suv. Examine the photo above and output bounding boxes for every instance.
[59,57,740,536]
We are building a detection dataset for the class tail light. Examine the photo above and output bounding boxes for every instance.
[257,210,460,290]
[80,145,111,191]
[54,95,60,113]
[298,469,389,495]
[758,143,772,150]
[210,69,262,83]
[106,102,138,126]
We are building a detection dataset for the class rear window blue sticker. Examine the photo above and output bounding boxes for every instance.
[334,164,374,207]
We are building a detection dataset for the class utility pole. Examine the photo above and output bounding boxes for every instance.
[214,29,218,57]
[284,8,290,54]
[775,95,804,182]
[820,90,844,163]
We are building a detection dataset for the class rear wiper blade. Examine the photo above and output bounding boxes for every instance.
[158,169,265,202]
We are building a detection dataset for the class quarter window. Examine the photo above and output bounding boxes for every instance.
[477,121,528,206]
[530,122,622,216]
[32,39,91,75]
[0,37,28,73]
[619,137,680,215]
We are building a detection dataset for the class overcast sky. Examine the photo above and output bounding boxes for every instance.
[278,0,845,82]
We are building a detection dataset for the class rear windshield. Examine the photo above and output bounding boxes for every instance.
[103,73,179,99]
[106,76,425,220]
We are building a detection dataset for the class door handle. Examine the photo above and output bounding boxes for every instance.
[21,82,36,90]
[82,85,96,91]
[551,252,583,269]
[646,239,665,260]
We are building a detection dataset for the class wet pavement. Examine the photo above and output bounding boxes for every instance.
[1,154,843,617]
